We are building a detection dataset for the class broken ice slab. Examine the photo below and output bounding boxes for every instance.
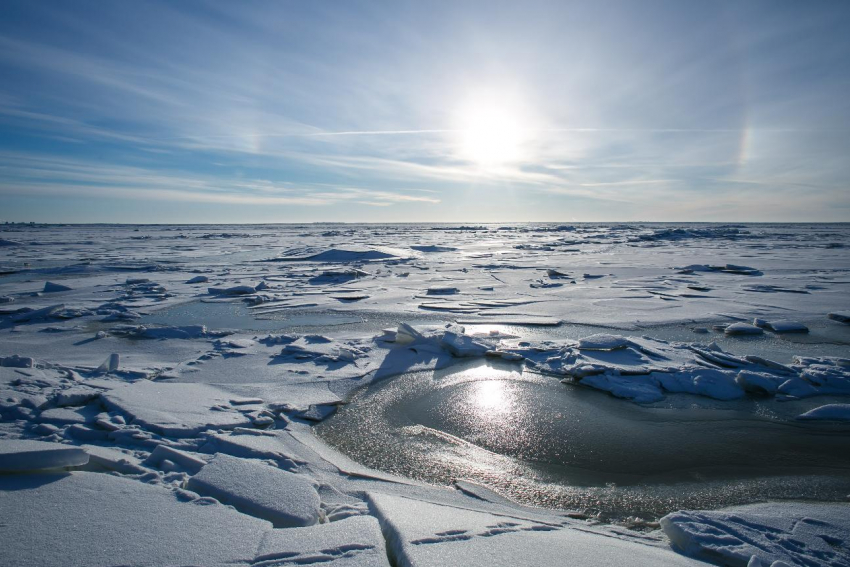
[828,312,850,324]
[0,439,88,472]
[426,285,459,295]
[101,381,253,437]
[764,320,808,333]
[43,281,72,292]
[186,453,321,528]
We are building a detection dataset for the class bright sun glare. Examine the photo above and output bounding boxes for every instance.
[455,96,529,169]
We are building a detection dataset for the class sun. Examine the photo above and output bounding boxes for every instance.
[454,95,529,169]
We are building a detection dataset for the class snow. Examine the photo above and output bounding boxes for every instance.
[255,516,388,566]
[797,403,850,421]
[0,471,272,567]
[0,439,88,472]
[186,453,321,528]
[661,502,850,567]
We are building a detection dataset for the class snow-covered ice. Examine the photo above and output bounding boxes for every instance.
[1,222,849,566]
[661,502,850,567]
[797,403,850,421]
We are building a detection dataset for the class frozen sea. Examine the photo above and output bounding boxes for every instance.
[1,222,849,567]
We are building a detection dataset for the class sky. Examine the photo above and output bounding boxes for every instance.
[1,0,849,223]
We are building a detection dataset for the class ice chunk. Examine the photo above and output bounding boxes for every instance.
[38,406,98,425]
[797,404,850,421]
[102,381,252,437]
[735,371,785,395]
[0,355,34,368]
[578,334,631,350]
[206,431,304,468]
[724,322,764,335]
[828,311,850,323]
[661,503,850,567]
[186,275,209,283]
[395,323,426,345]
[0,439,88,472]
[186,454,321,528]
[765,320,808,333]
[96,353,120,374]
[208,284,257,295]
[11,304,64,322]
[43,281,72,292]
[145,444,207,473]
[82,445,146,474]
[55,387,101,407]
[305,248,398,262]
[0,471,273,567]
[440,331,492,357]
[411,245,457,252]
[580,374,665,403]
[255,515,387,566]
[426,285,460,295]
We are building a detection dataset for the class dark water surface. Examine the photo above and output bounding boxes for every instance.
[317,360,850,521]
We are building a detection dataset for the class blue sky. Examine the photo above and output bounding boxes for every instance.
[1,0,848,223]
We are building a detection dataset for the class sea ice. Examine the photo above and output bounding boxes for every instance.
[186,453,321,527]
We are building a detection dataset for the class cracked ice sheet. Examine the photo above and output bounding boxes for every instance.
[368,492,703,567]
[661,502,850,567]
